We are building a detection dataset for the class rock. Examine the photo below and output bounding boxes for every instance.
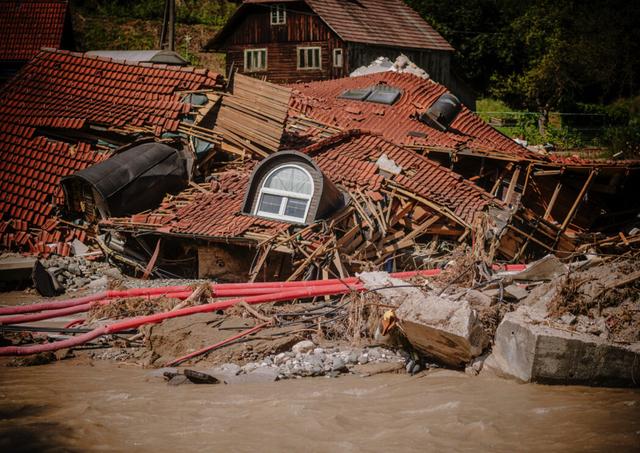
[331,357,348,372]
[357,354,369,365]
[361,273,488,368]
[396,293,489,368]
[241,362,259,373]
[243,367,280,383]
[503,284,529,301]
[67,263,81,276]
[464,355,487,376]
[88,276,109,290]
[74,277,90,288]
[103,268,123,280]
[483,307,640,387]
[291,340,315,355]
[465,289,493,309]
[346,351,359,364]
[167,375,190,386]
[560,313,577,325]
[71,239,89,256]
[184,369,220,384]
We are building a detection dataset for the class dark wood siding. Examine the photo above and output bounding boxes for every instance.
[226,39,346,83]
[221,2,333,45]
[220,2,346,83]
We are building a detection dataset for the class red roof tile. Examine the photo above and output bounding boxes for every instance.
[0,0,68,61]
[0,48,224,133]
[288,72,539,161]
[305,131,495,224]
[106,131,497,240]
[0,123,109,230]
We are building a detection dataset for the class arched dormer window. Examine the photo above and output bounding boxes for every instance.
[256,164,314,222]
[243,150,346,225]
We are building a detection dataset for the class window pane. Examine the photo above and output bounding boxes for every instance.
[313,48,320,67]
[259,193,283,214]
[265,167,312,194]
[284,197,308,219]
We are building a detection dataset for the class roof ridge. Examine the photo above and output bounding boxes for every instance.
[37,48,214,77]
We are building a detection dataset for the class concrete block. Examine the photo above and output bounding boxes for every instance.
[484,308,640,387]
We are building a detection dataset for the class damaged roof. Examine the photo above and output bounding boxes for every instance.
[288,72,538,161]
[105,130,497,241]
[0,49,224,247]
[0,48,224,133]
[206,0,453,52]
[305,131,495,224]
[0,0,70,61]
[0,123,108,231]
[103,168,291,240]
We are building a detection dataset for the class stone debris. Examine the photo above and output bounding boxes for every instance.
[360,272,489,368]
[40,255,122,292]
[483,306,640,386]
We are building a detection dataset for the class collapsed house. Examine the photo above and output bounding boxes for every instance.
[1,49,639,283]
[102,130,499,279]
[0,48,224,255]
[286,72,640,258]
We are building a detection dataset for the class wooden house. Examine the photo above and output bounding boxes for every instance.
[204,0,473,105]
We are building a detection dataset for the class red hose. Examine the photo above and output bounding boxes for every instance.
[0,269,441,317]
[0,283,364,356]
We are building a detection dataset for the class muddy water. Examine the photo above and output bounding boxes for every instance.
[0,361,639,452]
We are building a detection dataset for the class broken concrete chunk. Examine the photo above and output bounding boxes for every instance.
[512,254,568,281]
[503,284,529,301]
[396,294,490,368]
[360,272,489,368]
[483,307,640,387]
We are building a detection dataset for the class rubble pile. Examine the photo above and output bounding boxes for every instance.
[40,255,122,292]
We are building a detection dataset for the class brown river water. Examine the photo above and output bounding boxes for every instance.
[0,361,639,452]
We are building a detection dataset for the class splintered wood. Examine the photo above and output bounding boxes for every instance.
[213,73,292,158]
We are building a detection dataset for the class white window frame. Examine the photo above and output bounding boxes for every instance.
[255,164,314,223]
[333,48,343,68]
[297,46,322,70]
[270,4,286,25]
[244,48,267,72]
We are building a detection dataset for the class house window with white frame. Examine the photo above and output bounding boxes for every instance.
[255,165,313,223]
[333,48,343,68]
[244,48,267,72]
[297,47,321,70]
[270,4,286,25]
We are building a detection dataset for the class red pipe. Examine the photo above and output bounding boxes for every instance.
[0,269,441,317]
[166,322,270,367]
[0,283,364,356]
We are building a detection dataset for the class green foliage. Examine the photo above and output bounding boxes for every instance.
[72,0,236,25]
[407,1,640,127]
